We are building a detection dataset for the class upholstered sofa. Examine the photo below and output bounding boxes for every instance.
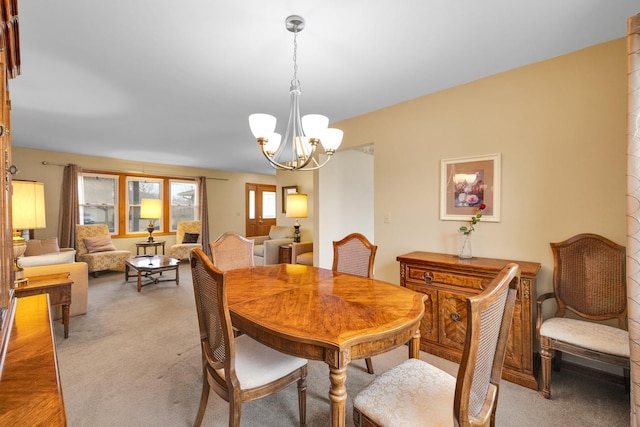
[291,241,313,266]
[17,238,89,320]
[170,220,202,261]
[75,224,131,277]
[252,226,294,265]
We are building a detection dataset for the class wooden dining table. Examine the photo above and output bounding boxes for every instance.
[225,264,426,427]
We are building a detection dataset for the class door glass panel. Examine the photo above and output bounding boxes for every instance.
[249,190,256,219]
[262,191,276,219]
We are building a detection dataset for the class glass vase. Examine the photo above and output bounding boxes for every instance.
[458,232,472,259]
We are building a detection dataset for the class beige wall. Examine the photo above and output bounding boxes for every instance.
[334,38,627,302]
[10,147,275,252]
[11,38,627,298]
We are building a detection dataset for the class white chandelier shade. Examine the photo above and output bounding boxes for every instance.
[249,15,343,171]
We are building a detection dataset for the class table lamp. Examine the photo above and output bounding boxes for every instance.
[140,198,162,242]
[12,180,47,285]
[286,193,308,243]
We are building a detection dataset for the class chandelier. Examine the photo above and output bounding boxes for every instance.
[249,15,343,171]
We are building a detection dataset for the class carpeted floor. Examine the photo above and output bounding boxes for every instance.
[53,264,630,426]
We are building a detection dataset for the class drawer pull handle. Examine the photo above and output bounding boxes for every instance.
[422,271,433,284]
[450,312,461,322]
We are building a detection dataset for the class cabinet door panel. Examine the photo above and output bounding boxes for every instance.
[438,290,470,351]
[406,284,437,342]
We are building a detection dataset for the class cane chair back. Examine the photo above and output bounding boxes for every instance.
[353,263,520,427]
[332,232,377,374]
[536,233,629,398]
[332,233,377,278]
[210,232,254,271]
[190,248,307,427]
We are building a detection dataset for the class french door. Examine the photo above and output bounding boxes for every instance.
[245,183,276,237]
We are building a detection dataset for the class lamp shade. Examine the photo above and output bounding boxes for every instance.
[286,193,308,219]
[12,180,46,230]
[140,198,162,219]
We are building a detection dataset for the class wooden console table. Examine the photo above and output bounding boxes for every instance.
[397,251,540,390]
[0,294,67,425]
[14,272,73,338]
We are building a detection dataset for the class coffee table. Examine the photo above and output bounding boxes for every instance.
[125,255,180,292]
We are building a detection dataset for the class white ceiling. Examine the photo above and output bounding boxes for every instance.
[8,1,638,175]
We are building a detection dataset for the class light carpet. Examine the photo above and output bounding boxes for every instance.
[52,264,630,426]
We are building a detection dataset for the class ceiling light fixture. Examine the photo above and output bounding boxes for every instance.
[249,15,343,171]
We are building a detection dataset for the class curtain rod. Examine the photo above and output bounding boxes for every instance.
[41,161,229,181]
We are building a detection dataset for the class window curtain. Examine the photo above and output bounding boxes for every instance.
[627,12,640,425]
[59,164,81,249]
[197,176,211,257]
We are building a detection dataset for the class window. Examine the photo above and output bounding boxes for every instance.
[78,173,118,233]
[127,177,163,234]
[79,172,198,237]
[170,180,198,230]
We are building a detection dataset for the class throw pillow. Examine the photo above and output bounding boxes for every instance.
[25,238,60,256]
[182,233,199,244]
[83,235,117,253]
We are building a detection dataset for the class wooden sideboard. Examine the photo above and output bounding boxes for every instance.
[0,294,66,425]
[397,251,540,390]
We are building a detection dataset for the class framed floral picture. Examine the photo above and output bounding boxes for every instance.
[440,153,501,222]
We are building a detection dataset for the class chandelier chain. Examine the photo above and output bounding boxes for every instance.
[292,26,299,85]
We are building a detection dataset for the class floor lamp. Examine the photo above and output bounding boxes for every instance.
[12,180,47,285]
[286,193,308,243]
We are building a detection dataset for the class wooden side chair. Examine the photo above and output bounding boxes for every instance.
[190,248,308,427]
[537,233,629,399]
[353,263,520,427]
[210,231,254,271]
[333,232,378,374]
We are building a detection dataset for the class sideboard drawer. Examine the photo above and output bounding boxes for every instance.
[406,265,488,291]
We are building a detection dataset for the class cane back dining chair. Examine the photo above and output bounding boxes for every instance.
[190,248,308,427]
[353,263,520,427]
[210,232,254,271]
[536,233,629,399]
[332,232,378,374]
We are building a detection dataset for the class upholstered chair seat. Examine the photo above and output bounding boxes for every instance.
[540,317,629,358]
[354,358,456,426]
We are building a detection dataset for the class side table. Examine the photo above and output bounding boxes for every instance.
[14,272,73,338]
[136,240,166,255]
[279,243,292,264]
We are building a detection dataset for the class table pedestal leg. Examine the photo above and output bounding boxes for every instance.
[329,366,347,427]
[137,273,142,292]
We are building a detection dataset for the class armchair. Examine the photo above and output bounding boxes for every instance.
[291,241,313,266]
[252,225,294,265]
[75,224,131,277]
[170,220,202,261]
[537,233,629,399]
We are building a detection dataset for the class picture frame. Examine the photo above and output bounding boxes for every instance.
[440,153,501,222]
[282,185,298,213]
